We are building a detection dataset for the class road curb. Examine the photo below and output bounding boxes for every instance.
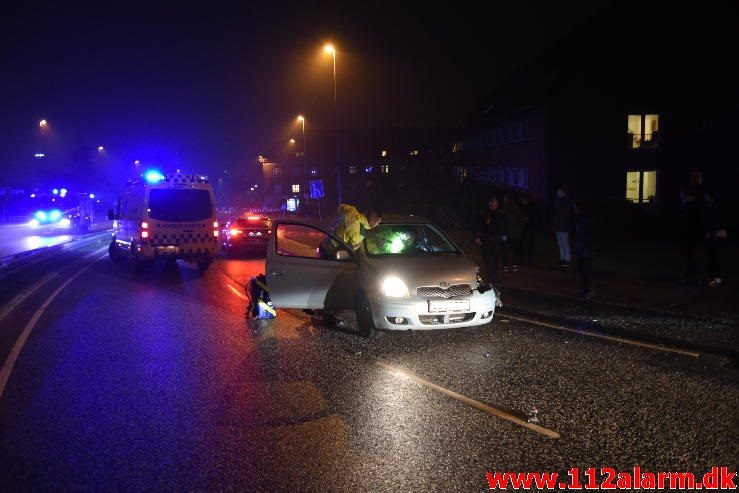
[0,230,111,278]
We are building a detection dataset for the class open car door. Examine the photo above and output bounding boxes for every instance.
[266,221,356,309]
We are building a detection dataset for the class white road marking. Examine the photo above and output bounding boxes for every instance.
[226,283,248,300]
[0,273,59,324]
[375,360,561,439]
[0,250,107,399]
[500,313,701,358]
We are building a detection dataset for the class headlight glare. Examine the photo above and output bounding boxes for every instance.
[381,276,409,297]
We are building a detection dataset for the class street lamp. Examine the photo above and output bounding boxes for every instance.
[289,138,296,144]
[97,146,104,152]
[297,115,308,199]
[39,119,47,128]
[324,43,342,205]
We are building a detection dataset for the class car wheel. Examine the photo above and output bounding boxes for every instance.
[108,242,124,263]
[197,260,212,272]
[354,291,377,339]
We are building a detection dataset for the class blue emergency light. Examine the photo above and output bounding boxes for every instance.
[144,170,165,183]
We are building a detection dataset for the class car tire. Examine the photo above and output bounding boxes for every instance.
[197,260,212,272]
[354,291,377,339]
[108,242,124,263]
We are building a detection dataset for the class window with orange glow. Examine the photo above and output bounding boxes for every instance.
[627,114,660,149]
[626,170,657,203]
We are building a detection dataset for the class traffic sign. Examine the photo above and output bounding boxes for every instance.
[309,180,324,199]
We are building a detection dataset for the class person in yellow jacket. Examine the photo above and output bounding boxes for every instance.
[329,204,382,250]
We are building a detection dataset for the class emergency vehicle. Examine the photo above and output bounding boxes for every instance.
[28,191,96,233]
[108,171,219,271]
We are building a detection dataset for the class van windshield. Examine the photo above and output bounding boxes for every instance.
[148,189,213,221]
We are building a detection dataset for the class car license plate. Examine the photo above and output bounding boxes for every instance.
[428,299,470,313]
[157,246,178,254]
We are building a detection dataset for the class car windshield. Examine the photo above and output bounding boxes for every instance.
[148,189,213,221]
[364,223,459,257]
[234,217,270,228]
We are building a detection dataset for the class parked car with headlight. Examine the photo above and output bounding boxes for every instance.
[266,215,497,338]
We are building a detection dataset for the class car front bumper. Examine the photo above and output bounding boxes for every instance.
[369,289,497,330]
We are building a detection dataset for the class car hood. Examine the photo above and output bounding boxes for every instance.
[361,254,480,291]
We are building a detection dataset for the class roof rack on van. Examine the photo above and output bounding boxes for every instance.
[163,173,209,184]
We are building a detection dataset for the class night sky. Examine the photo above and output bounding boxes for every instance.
[1,1,610,189]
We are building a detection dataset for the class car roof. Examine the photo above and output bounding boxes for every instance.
[272,214,432,227]
[377,214,430,224]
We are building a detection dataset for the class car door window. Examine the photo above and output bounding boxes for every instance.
[275,223,345,260]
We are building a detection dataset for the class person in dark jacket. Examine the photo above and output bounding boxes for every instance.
[475,197,508,283]
[678,188,705,284]
[503,192,525,271]
[554,187,573,266]
[703,190,727,287]
[572,201,595,298]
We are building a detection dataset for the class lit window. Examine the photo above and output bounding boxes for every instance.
[409,149,420,156]
[627,114,660,149]
[310,167,318,175]
[626,170,657,203]
[380,165,389,174]
[272,167,282,177]
[381,149,387,157]
[349,166,357,174]
[455,166,467,183]
[292,184,300,193]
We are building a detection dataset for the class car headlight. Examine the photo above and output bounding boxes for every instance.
[29,218,40,228]
[60,218,71,227]
[381,276,409,297]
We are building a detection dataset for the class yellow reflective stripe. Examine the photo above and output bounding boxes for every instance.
[258,301,276,316]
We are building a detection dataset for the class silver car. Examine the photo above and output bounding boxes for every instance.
[266,215,497,337]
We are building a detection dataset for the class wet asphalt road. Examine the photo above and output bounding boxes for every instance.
[0,233,737,491]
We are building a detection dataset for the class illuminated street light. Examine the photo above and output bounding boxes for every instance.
[323,43,342,205]
[97,146,104,152]
[297,115,308,201]
[39,119,47,128]
[289,138,296,144]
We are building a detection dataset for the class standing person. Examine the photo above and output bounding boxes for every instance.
[554,187,573,267]
[678,188,704,284]
[475,197,508,283]
[503,192,524,272]
[572,201,595,298]
[520,193,538,265]
[703,190,727,287]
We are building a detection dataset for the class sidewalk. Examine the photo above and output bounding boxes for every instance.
[450,230,738,355]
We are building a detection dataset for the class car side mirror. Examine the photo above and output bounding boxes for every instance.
[107,209,117,220]
[335,250,351,261]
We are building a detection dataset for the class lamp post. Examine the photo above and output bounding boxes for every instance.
[297,115,308,198]
[324,44,342,205]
